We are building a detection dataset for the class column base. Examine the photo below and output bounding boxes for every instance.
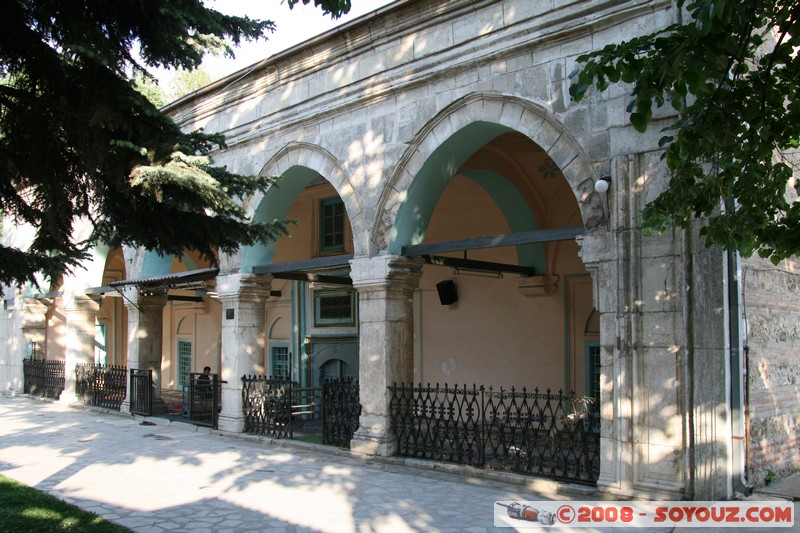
[350,420,397,457]
[217,414,245,433]
[58,391,80,405]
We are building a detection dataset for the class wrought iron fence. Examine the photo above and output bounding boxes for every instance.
[242,375,293,438]
[75,364,127,410]
[129,369,153,416]
[388,383,600,485]
[186,373,221,429]
[23,358,65,399]
[291,386,322,433]
[323,378,361,446]
[241,375,361,445]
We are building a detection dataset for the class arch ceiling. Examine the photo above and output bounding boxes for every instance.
[375,93,607,256]
[241,143,365,273]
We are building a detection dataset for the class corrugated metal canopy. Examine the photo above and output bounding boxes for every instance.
[108,267,219,288]
[85,267,219,295]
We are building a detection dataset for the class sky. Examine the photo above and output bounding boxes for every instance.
[159,0,396,83]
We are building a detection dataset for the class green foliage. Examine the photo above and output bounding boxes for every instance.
[287,0,353,19]
[0,474,132,532]
[570,0,800,263]
[0,0,294,288]
[132,73,168,108]
[134,68,214,108]
[167,67,213,101]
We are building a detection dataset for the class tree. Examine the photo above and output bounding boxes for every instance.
[134,68,213,108]
[167,68,214,102]
[570,0,800,263]
[0,0,352,290]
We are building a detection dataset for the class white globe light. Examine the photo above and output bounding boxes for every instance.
[594,177,610,193]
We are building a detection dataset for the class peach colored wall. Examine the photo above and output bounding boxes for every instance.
[97,248,127,366]
[45,303,66,362]
[162,298,222,390]
[413,175,594,393]
[273,181,354,263]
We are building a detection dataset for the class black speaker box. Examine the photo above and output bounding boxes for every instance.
[436,279,458,305]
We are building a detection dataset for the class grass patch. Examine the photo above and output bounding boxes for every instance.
[0,475,132,532]
[293,434,324,445]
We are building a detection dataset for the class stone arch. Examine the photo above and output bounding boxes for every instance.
[373,92,608,255]
[238,142,368,272]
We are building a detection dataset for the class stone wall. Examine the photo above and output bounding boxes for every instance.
[742,257,800,485]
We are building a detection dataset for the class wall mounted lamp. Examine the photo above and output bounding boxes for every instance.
[594,175,611,194]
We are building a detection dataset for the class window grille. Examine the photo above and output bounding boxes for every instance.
[178,340,192,388]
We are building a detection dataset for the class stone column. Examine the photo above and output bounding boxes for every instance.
[216,273,272,433]
[349,255,423,456]
[62,293,101,404]
[121,287,168,414]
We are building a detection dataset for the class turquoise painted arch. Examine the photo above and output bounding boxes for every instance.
[389,121,545,273]
[240,166,324,273]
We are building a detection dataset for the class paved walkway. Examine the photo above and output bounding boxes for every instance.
[0,395,795,532]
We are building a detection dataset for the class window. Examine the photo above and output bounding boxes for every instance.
[95,323,107,365]
[313,289,355,327]
[585,341,601,432]
[178,339,192,388]
[319,197,345,253]
[271,345,290,380]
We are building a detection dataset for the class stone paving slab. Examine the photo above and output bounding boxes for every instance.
[0,394,738,533]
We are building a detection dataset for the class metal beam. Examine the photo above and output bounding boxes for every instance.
[272,272,353,286]
[252,254,353,275]
[401,226,585,257]
[423,255,536,276]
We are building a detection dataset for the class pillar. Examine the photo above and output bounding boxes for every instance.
[349,255,422,456]
[62,293,101,404]
[121,286,168,414]
[216,273,272,433]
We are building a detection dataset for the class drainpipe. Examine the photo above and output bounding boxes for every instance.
[727,248,753,496]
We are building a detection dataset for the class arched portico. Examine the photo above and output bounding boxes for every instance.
[240,143,370,272]
[373,93,608,255]
[220,143,364,432]
[351,93,609,481]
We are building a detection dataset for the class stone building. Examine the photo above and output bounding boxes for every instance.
[1,0,798,500]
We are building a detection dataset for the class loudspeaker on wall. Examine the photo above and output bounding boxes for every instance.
[436,279,458,305]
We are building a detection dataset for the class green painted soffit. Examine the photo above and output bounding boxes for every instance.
[241,167,322,272]
[389,121,511,254]
[140,253,174,279]
[461,168,545,273]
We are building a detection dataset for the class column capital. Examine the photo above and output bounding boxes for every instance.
[22,298,50,330]
[216,272,272,303]
[62,293,101,314]
[122,286,168,312]
[349,255,423,291]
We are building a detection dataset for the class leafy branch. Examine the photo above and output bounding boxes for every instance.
[570,0,800,262]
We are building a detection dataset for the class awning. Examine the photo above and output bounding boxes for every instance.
[253,254,353,286]
[85,267,219,295]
